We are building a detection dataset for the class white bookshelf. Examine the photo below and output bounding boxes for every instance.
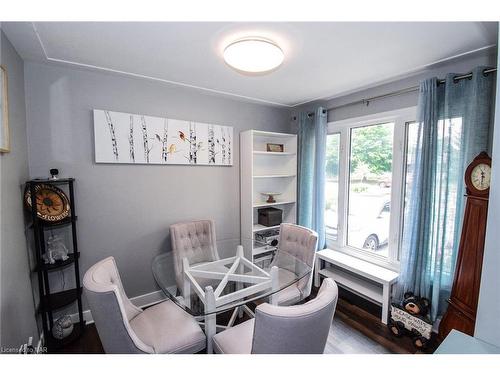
[240,130,298,265]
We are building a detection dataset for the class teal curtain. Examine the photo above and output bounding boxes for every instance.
[298,107,327,249]
[397,66,496,321]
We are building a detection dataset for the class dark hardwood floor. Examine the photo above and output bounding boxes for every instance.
[53,287,438,354]
[334,294,438,354]
[54,323,104,354]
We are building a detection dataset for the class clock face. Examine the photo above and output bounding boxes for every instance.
[471,164,491,191]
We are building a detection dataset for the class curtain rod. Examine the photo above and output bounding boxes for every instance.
[325,67,497,112]
[293,68,497,120]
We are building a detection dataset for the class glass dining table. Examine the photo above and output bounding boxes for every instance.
[152,237,311,353]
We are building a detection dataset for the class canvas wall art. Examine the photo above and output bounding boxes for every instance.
[93,109,233,166]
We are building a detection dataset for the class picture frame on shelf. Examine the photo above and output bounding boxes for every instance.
[266,143,284,152]
[1,65,10,153]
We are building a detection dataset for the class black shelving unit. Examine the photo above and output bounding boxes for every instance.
[26,178,85,351]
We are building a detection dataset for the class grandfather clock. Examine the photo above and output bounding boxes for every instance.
[438,152,491,341]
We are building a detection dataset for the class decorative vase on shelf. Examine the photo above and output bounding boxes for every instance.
[52,315,73,340]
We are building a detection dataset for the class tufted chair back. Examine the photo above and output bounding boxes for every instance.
[83,257,153,353]
[252,278,338,353]
[170,220,220,293]
[276,223,318,299]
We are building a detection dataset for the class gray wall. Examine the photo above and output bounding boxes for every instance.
[24,62,291,301]
[475,34,500,347]
[0,31,39,348]
[291,49,497,128]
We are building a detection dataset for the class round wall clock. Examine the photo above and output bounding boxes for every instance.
[464,151,491,196]
[25,184,70,222]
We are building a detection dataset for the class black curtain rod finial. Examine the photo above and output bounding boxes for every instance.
[291,109,327,121]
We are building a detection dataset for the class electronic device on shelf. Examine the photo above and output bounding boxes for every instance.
[255,229,280,247]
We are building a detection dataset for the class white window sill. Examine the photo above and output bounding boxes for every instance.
[325,245,400,273]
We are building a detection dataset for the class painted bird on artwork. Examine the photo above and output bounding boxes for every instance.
[178,131,186,142]
[168,144,177,154]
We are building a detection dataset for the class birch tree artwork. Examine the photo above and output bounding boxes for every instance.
[93,109,233,166]
[216,126,232,165]
[189,122,198,164]
[104,110,119,161]
[208,124,216,164]
[140,116,151,163]
[227,131,232,165]
[128,115,135,162]
[157,118,169,162]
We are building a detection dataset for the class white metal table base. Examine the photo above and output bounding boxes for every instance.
[182,245,279,353]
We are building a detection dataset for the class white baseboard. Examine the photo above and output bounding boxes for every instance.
[69,288,169,325]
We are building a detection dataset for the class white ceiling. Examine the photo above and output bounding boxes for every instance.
[2,22,497,107]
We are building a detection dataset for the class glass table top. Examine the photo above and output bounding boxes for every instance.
[152,237,311,317]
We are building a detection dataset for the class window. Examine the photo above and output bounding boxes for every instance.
[347,122,394,257]
[325,108,416,269]
[401,121,418,262]
[325,133,340,241]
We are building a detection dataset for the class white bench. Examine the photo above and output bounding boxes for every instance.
[314,249,398,324]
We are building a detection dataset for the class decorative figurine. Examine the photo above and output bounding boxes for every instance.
[43,235,69,264]
[52,315,73,340]
[260,192,282,203]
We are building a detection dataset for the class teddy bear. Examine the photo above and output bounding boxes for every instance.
[402,292,430,316]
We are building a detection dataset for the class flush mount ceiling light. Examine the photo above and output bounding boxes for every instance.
[223,38,284,74]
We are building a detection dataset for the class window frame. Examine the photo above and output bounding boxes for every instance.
[326,107,417,271]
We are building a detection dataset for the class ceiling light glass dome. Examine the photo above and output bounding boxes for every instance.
[223,38,284,74]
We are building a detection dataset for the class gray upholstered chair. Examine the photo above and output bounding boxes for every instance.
[271,223,318,306]
[170,219,220,293]
[83,256,206,354]
[212,278,338,354]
